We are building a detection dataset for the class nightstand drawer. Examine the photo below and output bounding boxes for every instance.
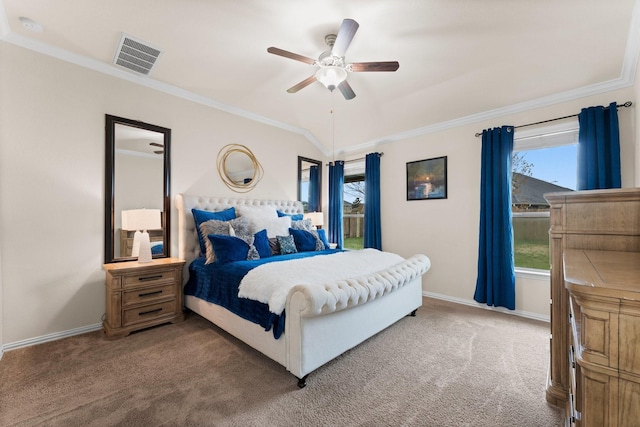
[122,300,176,327]
[122,269,175,288]
[123,283,175,307]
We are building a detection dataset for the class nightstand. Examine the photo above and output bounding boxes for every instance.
[103,257,186,339]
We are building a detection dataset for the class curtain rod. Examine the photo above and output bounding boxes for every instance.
[474,101,633,137]
[326,152,384,166]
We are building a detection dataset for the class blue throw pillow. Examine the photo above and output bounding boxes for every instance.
[277,235,297,255]
[253,229,271,258]
[207,234,248,264]
[316,228,330,250]
[277,210,304,221]
[192,207,236,255]
[289,228,318,252]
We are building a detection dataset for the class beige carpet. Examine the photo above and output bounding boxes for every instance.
[0,298,564,426]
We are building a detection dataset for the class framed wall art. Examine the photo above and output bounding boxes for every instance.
[406,156,447,200]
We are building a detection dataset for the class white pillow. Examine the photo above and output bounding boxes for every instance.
[236,205,280,234]
[257,215,291,238]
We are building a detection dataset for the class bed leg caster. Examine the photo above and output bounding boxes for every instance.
[297,375,308,388]
[408,309,417,317]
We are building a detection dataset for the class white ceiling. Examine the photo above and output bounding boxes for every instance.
[2,0,639,156]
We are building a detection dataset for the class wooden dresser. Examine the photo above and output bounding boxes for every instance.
[103,257,186,339]
[564,249,640,426]
[544,188,640,424]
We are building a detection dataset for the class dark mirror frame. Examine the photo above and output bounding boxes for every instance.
[104,114,171,263]
[297,156,322,212]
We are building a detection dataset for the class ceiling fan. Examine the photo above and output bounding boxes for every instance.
[149,142,163,154]
[267,19,399,100]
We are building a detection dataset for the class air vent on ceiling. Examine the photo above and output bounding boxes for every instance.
[113,33,163,76]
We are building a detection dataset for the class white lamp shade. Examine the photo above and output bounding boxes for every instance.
[122,209,162,231]
[304,211,324,228]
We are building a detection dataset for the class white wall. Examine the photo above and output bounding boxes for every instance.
[0,39,637,348]
[347,88,635,319]
[0,43,323,346]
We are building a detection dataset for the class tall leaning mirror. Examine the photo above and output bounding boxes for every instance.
[297,156,322,213]
[105,115,171,263]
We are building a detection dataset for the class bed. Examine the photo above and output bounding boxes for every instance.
[176,194,431,387]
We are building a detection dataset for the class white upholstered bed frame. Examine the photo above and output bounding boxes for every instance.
[176,194,431,387]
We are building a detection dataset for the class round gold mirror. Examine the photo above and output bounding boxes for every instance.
[217,144,264,193]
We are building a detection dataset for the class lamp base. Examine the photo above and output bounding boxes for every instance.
[137,231,153,263]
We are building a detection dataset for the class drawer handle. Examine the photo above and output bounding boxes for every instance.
[139,290,163,298]
[139,308,162,316]
[138,275,163,282]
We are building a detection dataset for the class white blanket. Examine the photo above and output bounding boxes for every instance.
[238,249,404,314]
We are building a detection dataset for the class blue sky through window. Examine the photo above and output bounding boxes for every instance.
[515,144,577,190]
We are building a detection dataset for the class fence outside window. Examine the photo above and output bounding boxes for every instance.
[512,211,550,270]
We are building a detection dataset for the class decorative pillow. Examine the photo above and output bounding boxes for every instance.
[277,210,304,221]
[277,235,297,255]
[256,215,291,238]
[236,205,277,225]
[192,207,236,255]
[236,205,278,217]
[236,205,291,237]
[291,218,314,231]
[253,229,271,258]
[316,228,331,250]
[290,221,325,250]
[200,217,250,264]
[200,220,233,264]
[232,228,260,261]
[268,237,280,255]
[207,234,249,264]
[227,216,250,237]
[240,233,260,261]
[289,228,319,252]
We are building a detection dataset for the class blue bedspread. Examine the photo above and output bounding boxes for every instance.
[184,249,340,339]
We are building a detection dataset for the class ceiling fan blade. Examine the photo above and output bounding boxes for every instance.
[267,47,316,65]
[349,61,400,72]
[332,19,359,57]
[338,80,356,100]
[287,75,317,93]
[149,142,163,147]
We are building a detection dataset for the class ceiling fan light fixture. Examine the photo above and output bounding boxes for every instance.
[315,66,347,91]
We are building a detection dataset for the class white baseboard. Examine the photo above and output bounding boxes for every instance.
[1,323,103,355]
[0,294,548,358]
[422,291,550,323]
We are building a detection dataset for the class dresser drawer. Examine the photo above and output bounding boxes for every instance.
[122,283,175,307]
[579,306,614,368]
[122,269,176,288]
[122,300,176,327]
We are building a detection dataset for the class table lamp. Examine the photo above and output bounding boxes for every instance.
[122,209,161,263]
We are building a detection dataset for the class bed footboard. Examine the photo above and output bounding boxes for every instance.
[285,254,430,380]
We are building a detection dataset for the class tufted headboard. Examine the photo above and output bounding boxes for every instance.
[175,194,304,271]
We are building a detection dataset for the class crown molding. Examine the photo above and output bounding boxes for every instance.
[0,28,331,156]
[341,74,635,155]
[1,0,637,159]
[342,0,640,155]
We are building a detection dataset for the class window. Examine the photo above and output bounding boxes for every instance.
[343,161,365,249]
[512,122,578,271]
